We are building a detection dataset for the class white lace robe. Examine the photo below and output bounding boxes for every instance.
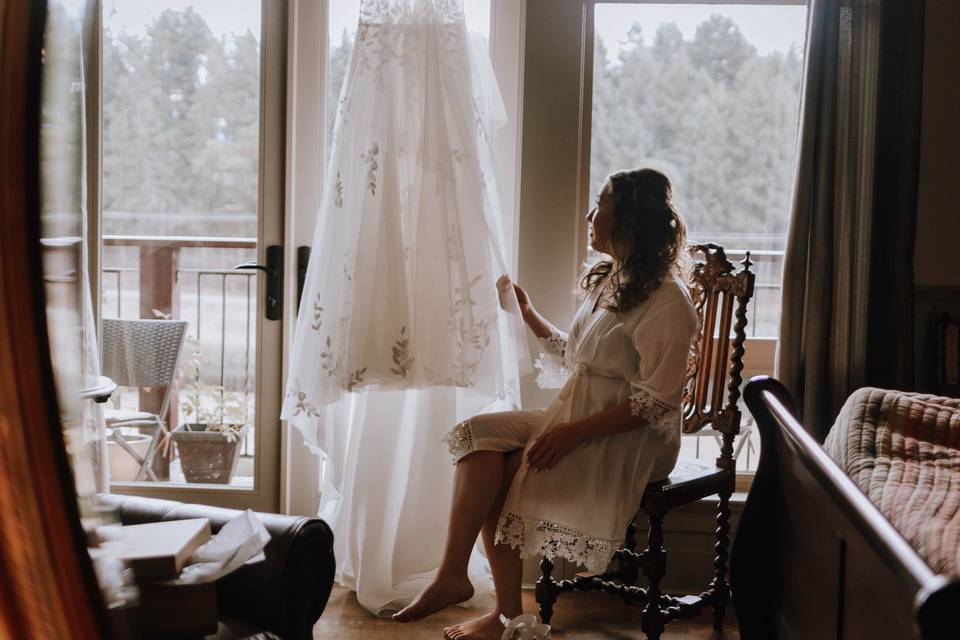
[445,275,698,572]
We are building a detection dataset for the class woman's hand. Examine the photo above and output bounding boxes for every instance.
[497,276,533,319]
[513,282,532,318]
[526,422,583,471]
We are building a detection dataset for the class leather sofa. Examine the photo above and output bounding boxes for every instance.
[98,494,336,640]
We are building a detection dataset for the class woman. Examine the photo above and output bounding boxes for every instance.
[394,168,698,639]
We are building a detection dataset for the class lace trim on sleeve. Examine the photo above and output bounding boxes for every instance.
[629,388,681,441]
[441,420,476,464]
[538,330,567,357]
[533,330,571,389]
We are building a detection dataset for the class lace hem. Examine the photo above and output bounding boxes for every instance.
[442,420,476,464]
[629,388,681,441]
[538,330,567,357]
[494,511,621,574]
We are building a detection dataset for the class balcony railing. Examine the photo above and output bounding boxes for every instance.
[102,235,784,478]
[102,235,258,469]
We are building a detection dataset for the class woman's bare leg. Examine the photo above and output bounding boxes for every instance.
[483,450,524,617]
[393,450,507,622]
[443,450,524,639]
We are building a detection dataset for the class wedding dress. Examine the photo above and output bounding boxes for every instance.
[280,0,527,614]
[282,0,525,421]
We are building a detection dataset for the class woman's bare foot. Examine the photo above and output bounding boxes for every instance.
[443,611,506,640]
[392,574,474,622]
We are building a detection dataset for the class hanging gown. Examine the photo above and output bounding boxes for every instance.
[444,275,699,573]
[279,0,527,615]
[281,0,527,432]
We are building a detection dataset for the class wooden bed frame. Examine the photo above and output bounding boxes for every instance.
[731,377,960,640]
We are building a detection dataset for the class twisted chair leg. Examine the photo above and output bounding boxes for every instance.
[712,486,733,631]
[535,557,558,625]
[640,509,667,640]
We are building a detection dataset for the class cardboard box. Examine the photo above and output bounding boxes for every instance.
[98,518,211,581]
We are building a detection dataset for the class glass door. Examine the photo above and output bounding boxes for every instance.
[99,0,285,511]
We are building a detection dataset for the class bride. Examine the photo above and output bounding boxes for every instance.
[393,167,699,639]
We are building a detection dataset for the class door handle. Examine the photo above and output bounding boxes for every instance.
[234,245,283,321]
[234,262,268,274]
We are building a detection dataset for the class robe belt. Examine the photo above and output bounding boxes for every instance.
[557,362,621,402]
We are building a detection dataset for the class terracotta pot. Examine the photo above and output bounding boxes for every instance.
[172,424,246,484]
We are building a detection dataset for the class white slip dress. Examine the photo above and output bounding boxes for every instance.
[443,275,699,573]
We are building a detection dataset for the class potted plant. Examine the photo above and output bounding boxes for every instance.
[172,337,249,484]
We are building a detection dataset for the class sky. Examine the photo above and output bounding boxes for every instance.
[104,0,263,38]
[106,1,807,59]
[594,4,807,61]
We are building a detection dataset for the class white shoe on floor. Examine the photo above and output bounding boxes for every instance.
[498,613,551,640]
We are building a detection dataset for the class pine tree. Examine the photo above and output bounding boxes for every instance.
[142,8,214,217]
[689,14,756,87]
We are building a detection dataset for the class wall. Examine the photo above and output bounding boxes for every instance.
[913,0,960,391]
[517,0,587,411]
[914,0,960,288]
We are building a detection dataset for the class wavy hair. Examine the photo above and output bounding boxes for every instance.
[581,168,688,313]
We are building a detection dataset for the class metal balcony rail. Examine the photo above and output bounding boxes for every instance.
[101,236,784,474]
[102,235,258,460]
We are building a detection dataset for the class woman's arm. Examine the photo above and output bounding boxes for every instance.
[526,400,644,471]
[521,304,559,341]
[499,277,563,341]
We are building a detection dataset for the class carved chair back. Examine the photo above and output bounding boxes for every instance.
[680,243,755,469]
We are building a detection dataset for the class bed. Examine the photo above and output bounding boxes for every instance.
[731,377,960,640]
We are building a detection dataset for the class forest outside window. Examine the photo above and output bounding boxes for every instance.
[588,1,807,473]
[100,1,267,490]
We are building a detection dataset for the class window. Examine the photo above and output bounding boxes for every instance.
[101,1,271,490]
[588,3,807,473]
[590,2,806,338]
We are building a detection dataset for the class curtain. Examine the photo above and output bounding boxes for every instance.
[282,0,527,614]
[777,0,924,440]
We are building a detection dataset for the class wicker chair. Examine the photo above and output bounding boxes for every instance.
[100,318,188,482]
[535,243,755,639]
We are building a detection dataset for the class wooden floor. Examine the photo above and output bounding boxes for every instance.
[314,586,740,639]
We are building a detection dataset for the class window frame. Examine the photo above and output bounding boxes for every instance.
[94,0,289,511]
[576,0,807,269]
[578,0,805,377]
[515,0,805,483]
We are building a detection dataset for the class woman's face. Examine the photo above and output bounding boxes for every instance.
[586,182,616,257]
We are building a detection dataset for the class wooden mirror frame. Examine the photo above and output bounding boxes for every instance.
[0,0,108,636]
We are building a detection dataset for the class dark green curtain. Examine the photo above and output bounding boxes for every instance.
[777,0,924,441]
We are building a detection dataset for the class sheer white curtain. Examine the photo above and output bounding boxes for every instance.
[282,0,527,614]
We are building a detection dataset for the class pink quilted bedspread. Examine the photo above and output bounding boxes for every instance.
[824,387,960,577]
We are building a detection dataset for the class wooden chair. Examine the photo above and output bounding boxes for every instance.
[535,243,755,639]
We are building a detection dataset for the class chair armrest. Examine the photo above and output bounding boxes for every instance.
[97,494,335,640]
